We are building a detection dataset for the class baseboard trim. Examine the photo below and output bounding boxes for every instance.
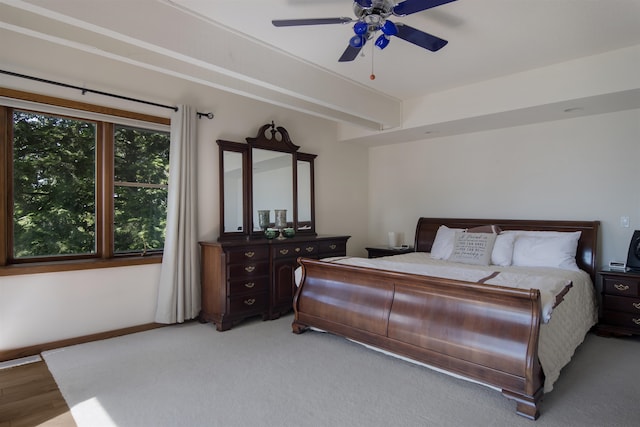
[0,323,167,363]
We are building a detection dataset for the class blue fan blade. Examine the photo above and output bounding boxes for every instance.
[355,0,373,7]
[395,23,448,51]
[338,45,362,62]
[272,17,353,27]
[393,0,457,16]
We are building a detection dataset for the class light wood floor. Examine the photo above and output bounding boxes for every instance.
[0,360,75,427]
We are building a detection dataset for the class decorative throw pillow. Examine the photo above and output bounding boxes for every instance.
[430,225,464,259]
[511,231,581,271]
[448,231,497,266]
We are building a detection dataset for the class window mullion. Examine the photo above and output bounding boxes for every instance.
[0,107,9,265]
[98,122,114,258]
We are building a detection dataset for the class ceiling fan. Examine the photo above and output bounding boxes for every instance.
[272,0,458,62]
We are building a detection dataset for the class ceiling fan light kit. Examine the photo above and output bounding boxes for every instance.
[375,34,390,50]
[272,0,457,66]
[349,34,367,48]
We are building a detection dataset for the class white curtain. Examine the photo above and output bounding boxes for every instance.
[155,105,200,324]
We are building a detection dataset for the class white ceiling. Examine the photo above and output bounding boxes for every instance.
[170,0,640,99]
[1,0,640,145]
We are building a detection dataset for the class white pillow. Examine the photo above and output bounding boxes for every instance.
[511,231,581,271]
[502,230,580,239]
[448,231,497,266]
[430,225,464,259]
[491,233,516,266]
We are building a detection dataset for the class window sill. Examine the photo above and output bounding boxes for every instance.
[0,255,163,277]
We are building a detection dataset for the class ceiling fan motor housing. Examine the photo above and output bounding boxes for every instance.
[352,0,396,45]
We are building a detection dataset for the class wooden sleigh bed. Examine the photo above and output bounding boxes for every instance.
[292,218,599,420]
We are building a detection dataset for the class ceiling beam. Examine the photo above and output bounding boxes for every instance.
[0,0,402,130]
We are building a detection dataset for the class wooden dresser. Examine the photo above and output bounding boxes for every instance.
[597,269,640,336]
[200,235,349,331]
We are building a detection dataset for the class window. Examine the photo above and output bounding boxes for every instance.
[0,89,171,274]
[12,111,97,258]
[113,125,169,255]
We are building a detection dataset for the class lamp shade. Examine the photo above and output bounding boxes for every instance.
[349,34,366,48]
[353,21,368,35]
[375,34,390,50]
[381,20,398,36]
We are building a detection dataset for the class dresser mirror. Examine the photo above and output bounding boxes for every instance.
[219,140,249,235]
[217,123,316,239]
[251,148,293,231]
[296,155,315,231]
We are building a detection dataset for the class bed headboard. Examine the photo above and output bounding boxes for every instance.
[413,218,600,282]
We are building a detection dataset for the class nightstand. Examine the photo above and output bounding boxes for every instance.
[597,269,640,337]
[365,245,414,259]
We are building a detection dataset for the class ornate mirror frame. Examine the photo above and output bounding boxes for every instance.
[217,123,316,239]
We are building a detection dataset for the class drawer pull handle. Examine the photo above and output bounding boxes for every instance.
[244,298,256,306]
[244,282,255,289]
[244,266,255,273]
[633,318,640,325]
[614,284,630,291]
[306,246,314,253]
[295,247,300,252]
[634,302,640,310]
[329,244,337,250]
[244,251,255,258]
[280,249,289,255]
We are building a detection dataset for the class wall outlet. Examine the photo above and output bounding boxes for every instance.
[620,216,630,228]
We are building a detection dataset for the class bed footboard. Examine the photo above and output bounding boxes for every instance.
[292,258,545,420]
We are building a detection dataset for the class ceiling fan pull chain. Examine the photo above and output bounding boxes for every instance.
[370,38,376,80]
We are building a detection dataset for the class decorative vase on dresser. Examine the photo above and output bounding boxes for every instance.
[203,122,349,331]
[200,235,349,331]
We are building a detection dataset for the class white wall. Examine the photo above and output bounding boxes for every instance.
[0,80,369,352]
[0,265,161,350]
[3,43,635,355]
[368,109,640,267]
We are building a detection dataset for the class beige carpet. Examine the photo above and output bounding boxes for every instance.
[43,314,639,427]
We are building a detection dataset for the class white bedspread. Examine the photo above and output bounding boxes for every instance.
[295,252,598,392]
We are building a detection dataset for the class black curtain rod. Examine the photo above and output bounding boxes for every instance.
[1,69,214,119]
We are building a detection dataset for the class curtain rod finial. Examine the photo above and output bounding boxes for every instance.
[196,112,214,120]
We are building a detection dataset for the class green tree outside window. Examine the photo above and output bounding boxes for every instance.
[114,125,169,254]
[12,111,96,257]
[11,110,170,259]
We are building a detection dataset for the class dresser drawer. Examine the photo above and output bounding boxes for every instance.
[228,277,269,295]
[225,246,269,263]
[228,292,268,314]
[603,276,640,296]
[228,261,269,278]
[601,310,640,332]
[602,294,640,314]
[318,239,347,257]
[272,242,318,259]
